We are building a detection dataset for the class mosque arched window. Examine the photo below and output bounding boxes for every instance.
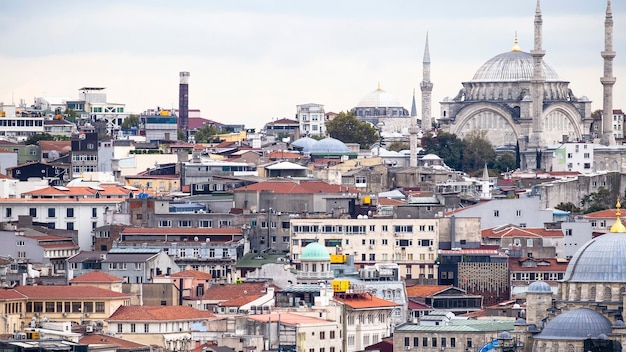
[603,287,612,301]
[589,286,596,301]
[567,344,574,352]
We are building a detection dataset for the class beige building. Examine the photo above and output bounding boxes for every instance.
[290,218,440,279]
[106,305,216,351]
[0,285,130,334]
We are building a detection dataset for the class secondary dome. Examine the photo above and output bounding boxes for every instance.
[534,308,612,340]
[563,231,626,282]
[308,137,350,154]
[356,86,403,108]
[471,51,560,82]
[527,281,552,293]
[292,136,317,152]
[301,242,330,261]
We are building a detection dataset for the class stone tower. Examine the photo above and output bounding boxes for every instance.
[530,0,545,148]
[601,0,616,146]
[420,32,433,131]
[525,281,553,328]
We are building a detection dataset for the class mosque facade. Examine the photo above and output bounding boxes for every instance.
[508,202,626,351]
[436,0,616,170]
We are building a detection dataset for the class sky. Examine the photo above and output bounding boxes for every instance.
[0,1,625,131]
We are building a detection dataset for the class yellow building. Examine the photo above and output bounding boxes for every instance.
[0,285,130,334]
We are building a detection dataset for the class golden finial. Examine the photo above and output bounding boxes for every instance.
[610,195,626,233]
[377,82,382,91]
[512,31,521,52]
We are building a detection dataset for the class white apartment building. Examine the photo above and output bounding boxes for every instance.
[550,142,594,174]
[0,104,44,142]
[290,218,439,280]
[296,103,326,137]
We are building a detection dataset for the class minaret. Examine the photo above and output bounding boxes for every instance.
[601,0,616,146]
[409,89,419,167]
[178,71,190,138]
[420,32,433,131]
[530,0,545,148]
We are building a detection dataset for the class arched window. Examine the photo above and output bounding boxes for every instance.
[589,286,596,301]
[604,287,612,301]
[567,343,574,352]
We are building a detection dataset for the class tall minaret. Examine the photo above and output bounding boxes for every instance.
[601,0,616,146]
[420,32,433,131]
[409,89,419,167]
[178,71,190,138]
[530,0,545,147]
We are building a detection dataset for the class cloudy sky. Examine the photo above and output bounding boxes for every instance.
[0,1,624,130]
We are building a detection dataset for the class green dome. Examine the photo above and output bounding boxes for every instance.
[301,242,330,261]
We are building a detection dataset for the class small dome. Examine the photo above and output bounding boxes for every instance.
[472,51,560,82]
[292,137,317,152]
[527,281,552,293]
[421,154,441,160]
[514,317,527,325]
[613,320,625,327]
[301,242,330,261]
[498,331,512,340]
[308,137,350,154]
[563,231,626,282]
[356,86,403,108]
[534,308,612,340]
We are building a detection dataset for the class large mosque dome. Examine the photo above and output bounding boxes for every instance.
[308,137,350,154]
[471,50,560,82]
[533,308,613,340]
[356,86,403,108]
[563,231,626,282]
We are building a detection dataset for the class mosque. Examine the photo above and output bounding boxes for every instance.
[505,199,626,351]
[347,1,617,170]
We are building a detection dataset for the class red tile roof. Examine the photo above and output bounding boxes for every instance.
[168,270,213,280]
[107,305,214,322]
[220,295,263,307]
[482,226,564,239]
[201,282,269,301]
[405,285,452,297]
[23,185,135,197]
[247,312,331,326]
[378,198,406,206]
[582,209,623,219]
[79,333,147,349]
[508,257,569,272]
[407,299,431,310]
[14,286,130,299]
[334,294,399,309]
[0,290,27,300]
[70,271,124,284]
[266,151,302,159]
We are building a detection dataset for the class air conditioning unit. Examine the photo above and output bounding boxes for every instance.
[85,325,93,333]
[84,313,90,318]
[62,313,68,317]
[369,245,374,250]
[428,246,433,251]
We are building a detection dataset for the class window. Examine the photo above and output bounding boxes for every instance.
[382,225,388,231]
[92,207,97,218]
[29,208,37,217]
[16,241,25,246]
[414,337,419,347]
[441,337,446,348]
[451,338,456,348]
[423,337,428,347]
[5,208,11,218]
[117,324,122,333]
[67,222,74,230]
[404,337,410,347]
[320,331,325,340]
[144,324,149,333]
[72,302,81,312]
[330,331,335,339]
[516,210,522,217]
[67,208,74,218]
[48,208,56,218]
[494,210,499,217]
[45,302,55,312]
[467,338,473,348]
[96,302,105,313]
[527,239,533,247]
[179,220,192,227]
[432,337,437,347]
[158,220,171,227]
[131,323,136,333]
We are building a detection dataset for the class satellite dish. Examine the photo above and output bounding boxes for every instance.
[48,150,60,161]
[194,236,199,242]
[205,238,210,243]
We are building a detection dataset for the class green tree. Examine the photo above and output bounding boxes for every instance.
[25,133,56,145]
[555,202,581,214]
[462,130,496,173]
[421,131,465,171]
[386,141,409,152]
[178,129,186,141]
[325,111,379,149]
[121,114,140,130]
[194,124,219,143]
[494,152,517,173]
[64,108,78,123]
[581,187,612,213]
